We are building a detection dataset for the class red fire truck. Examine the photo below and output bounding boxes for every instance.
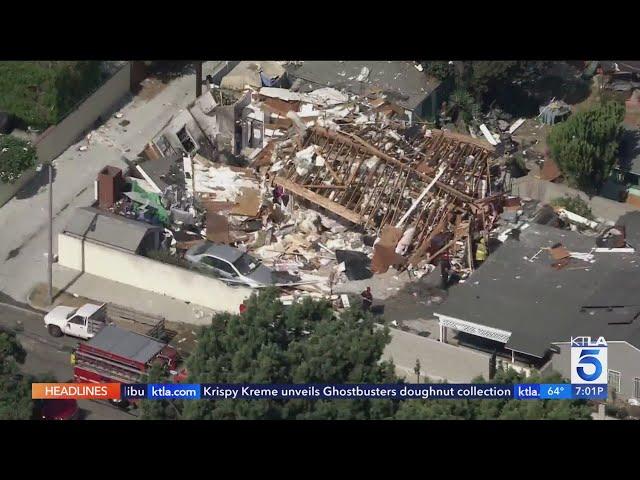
[73,325,183,405]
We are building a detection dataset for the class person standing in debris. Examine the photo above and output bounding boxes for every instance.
[273,185,289,207]
[440,255,451,290]
[361,287,373,312]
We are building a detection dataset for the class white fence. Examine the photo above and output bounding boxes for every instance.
[383,327,491,382]
[57,233,252,313]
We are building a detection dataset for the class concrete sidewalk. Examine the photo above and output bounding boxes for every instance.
[511,176,638,223]
[49,264,216,325]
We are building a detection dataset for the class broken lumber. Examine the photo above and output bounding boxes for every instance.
[274,177,365,224]
[395,164,447,228]
[312,126,475,203]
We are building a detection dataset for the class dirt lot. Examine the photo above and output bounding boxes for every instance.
[511,119,550,159]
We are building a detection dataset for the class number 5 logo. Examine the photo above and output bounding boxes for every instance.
[577,349,602,382]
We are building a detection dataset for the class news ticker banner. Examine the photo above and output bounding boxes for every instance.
[31,383,608,401]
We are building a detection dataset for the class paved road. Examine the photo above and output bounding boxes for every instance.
[0,62,222,303]
[0,303,136,420]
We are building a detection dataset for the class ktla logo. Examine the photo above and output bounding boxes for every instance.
[570,336,608,384]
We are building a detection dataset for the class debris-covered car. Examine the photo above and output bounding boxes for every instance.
[185,241,301,287]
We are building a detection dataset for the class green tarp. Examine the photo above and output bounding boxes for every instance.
[128,180,170,225]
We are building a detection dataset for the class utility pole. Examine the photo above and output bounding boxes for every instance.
[195,61,203,98]
[47,160,53,305]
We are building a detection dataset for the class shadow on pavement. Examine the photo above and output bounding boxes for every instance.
[0,289,36,312]
[14,164,57,200]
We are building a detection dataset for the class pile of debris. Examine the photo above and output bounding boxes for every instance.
[94,81,519,304]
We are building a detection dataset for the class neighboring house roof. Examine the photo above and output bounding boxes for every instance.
[87,325,165,364]
[617,127,640,176]
[63,207,161,253]
[285,61,441,113]
[435,223,640,358]
[220,61,285,91]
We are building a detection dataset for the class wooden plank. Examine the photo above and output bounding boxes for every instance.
[395,164,447,228]
[302,184,347,189]
[274,177,364,224]
[438,129,495,152]
[479,124,500,146]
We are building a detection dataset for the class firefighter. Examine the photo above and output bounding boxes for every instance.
[70,350,77,366]
[475,237,488,265]
[360,287,373,312]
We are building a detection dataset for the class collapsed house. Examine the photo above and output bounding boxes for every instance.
[94,71,511,301]
[268,124,500,275]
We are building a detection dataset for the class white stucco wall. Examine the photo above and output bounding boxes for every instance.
[383,327,490,383]
[57,233,252,313]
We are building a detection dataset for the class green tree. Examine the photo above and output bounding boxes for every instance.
[140,289,592,421]
[547,101,625,190]
[0,331,35,420]
[452,61,552,110]
[145,288,398,420]
[54,61,103,120]
[0,136,37,183]
[448,88,481,124]
[0,62,105,128]
[464,61,520,99]
[423,61,455,81]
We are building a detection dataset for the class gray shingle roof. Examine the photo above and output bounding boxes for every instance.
[436,223,640,357]
[63,207,160,253]
[286,61,440,112]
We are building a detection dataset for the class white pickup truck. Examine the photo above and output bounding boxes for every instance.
[44,303,109,340]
